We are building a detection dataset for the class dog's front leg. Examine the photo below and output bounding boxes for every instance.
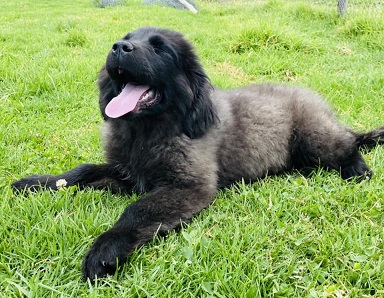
[82,184,217,282]
[12,163,134,194]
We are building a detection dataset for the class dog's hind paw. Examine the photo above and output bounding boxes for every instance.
[341,158,372,182]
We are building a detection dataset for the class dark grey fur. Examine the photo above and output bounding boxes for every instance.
[12,27,384,282]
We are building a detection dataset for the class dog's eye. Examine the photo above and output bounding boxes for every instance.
[149,36,164,54]
[123,33,132,40]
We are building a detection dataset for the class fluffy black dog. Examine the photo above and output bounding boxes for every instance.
[12,27,384,281]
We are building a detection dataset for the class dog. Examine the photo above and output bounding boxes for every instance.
[12,27,384,281]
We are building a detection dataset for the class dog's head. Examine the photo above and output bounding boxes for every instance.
[99,27,218,138]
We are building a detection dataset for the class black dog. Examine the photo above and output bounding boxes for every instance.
[12,27,384,281]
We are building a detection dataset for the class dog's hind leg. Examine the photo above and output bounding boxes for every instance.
[291,120,374,181]
[12,163,134,194]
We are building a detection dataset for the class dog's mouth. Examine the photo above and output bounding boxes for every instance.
[105,83,161,118]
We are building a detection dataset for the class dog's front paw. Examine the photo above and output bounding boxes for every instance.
[82,229,134,282]
[12,175,53,192]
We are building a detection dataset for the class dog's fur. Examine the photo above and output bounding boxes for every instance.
[12,27,384,281]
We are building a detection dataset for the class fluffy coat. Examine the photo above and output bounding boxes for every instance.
[12,27,384,281]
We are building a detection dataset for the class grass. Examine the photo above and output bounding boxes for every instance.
[1,0,383,296]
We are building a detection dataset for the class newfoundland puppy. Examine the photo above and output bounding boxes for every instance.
[12,27,384,281]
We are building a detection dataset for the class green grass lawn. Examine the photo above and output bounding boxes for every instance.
[1,0,383,297]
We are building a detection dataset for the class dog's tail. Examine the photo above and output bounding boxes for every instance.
[356,126,384,149]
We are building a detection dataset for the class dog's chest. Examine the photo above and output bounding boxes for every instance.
[102,121,190,190]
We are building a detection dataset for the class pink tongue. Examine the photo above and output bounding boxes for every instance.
[105,83,151,118]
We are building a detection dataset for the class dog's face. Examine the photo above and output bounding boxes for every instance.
[106,27,182,87]
[103,27,195,116]
[99,27,217,138]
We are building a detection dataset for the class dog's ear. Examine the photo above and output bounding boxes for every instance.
[182,71,218,139]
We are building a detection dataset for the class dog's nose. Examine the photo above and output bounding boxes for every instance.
[112,41,134,55]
